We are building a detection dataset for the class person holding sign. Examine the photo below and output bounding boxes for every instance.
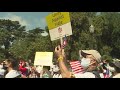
[55,45,101,78]
[41,66,52,78]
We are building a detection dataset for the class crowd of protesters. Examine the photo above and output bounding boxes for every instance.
[0,45,120,78]
[0,58,62,78]
[54,45,120,78]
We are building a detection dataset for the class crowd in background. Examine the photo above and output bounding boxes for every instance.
[0,45,120,78]
[0,58,62,78]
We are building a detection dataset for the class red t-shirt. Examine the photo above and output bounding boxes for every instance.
[19,65,27,76]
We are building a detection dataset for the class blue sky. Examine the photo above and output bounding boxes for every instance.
[0,12,52,31]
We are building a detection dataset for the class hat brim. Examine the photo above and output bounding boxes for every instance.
[81,50,91,58]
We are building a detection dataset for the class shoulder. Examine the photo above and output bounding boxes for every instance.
[100,73,104,78]
[74,72,95,78]
[113,73,120,78]
[5,70,20,78]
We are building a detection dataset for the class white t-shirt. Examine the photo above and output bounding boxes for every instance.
[53,74,59,78]
[113,73,120,78]
[0,65,5,76]
[53,65,59,72]
[100,73,104,78]
[36,66,43,73]
[53,74,62,78]
[5,70,20,78]
[0,65,3,69]
[58,74,62,78]
[74,72,95,78]
[0,69,5,76]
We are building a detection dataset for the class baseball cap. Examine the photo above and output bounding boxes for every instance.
[80,50,101,63]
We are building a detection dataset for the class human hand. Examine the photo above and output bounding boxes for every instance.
[55,45,63,58]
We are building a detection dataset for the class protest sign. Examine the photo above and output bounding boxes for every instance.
[46,12,72,41]
[34,52,53,66]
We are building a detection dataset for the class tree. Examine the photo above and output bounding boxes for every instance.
[64,12,97,60]
[52,12,120,60]
[0,19,26,59]
[9,27,52,61]
[94,12,120,58]
[1,12,120,62]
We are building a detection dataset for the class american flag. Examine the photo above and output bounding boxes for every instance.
[62,35,67,48]
[104,69,110,78]
[70,61,84,74]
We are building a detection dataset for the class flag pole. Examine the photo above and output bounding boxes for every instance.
[60,37,63,47]
[58,27,63,47]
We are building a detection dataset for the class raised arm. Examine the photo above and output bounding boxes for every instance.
[55,45,71,78]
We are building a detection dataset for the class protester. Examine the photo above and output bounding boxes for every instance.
[42,66,52,78]
[0,61,5,78]
[4,58,21,78]
[36,65,43,74]
[99,57,114,78]
[109,61,120,78]
[57,70,62,78]
[53,72,58,78]
[52,64,61,78]
[53,70,62,78]
[53,65,59,73]
[28,59,33,66]
[55,45,101,78]
[19,60,28,78]
[97,63,104,78]
[49,67,54,76]
[25,61,31,76]
[29,66,39,78]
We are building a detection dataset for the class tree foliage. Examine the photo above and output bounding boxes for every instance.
[0,12,120,61]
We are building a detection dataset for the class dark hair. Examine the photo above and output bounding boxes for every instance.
[6,58,18,70]
[102,63,107,70]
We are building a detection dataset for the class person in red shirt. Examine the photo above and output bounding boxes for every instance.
[19,60,28,78]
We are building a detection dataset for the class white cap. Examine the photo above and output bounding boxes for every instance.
[80,50,101,63]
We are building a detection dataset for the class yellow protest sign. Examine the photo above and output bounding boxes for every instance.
[46,12,70,30]
[34,52,53,66]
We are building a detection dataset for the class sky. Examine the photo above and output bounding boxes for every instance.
[0,12,51,31]
[0,12,102,31]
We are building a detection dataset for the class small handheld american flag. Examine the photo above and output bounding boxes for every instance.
[62,35,67,49]
[70,61,84,74]
[104,69,110,78]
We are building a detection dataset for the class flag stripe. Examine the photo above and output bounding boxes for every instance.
[104,69,109,78]
[71,67,82,69]
[62,35,67,49]
[70,61,84,74]
[70,63,81,67]
[71,65,82,68]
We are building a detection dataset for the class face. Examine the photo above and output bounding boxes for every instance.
[5,60,11,68]
[86,55,97,65]
[22,62,25,66]
[81,54,98,71]
[29,60,31,63]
